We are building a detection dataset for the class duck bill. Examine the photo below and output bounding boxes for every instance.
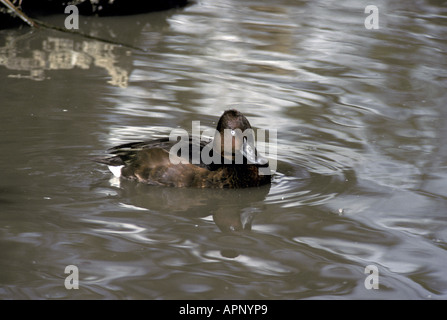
[242,137,269,166]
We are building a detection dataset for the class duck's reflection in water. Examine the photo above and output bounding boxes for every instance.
[115,178,270,230]
[107,178,271,257]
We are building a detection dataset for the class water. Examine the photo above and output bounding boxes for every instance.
[1,0,447,299]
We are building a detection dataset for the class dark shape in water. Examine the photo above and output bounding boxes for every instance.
[0,0,190,28]
[95,109,272,188]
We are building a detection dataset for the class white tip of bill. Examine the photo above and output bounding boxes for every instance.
[108,165,124,178]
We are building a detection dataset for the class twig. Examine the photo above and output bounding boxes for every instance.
[33,18,147,52]
[0,0,38,28]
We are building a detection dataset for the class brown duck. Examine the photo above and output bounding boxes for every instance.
[95,109,271,188]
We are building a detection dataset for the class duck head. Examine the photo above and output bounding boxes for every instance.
[214,109,268,166]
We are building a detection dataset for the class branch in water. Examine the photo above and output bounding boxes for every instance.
[0,0,147,52]
[0,0,38,27]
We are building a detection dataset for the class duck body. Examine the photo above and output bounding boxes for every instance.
[95,109,272,188]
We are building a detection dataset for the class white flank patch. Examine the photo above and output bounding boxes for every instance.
[108,165,123,178]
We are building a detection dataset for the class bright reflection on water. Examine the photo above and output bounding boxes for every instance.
[1,0,447,299]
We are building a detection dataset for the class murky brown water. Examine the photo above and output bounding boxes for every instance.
[1,0,447,299]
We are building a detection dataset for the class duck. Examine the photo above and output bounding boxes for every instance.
[95,109,271,188]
